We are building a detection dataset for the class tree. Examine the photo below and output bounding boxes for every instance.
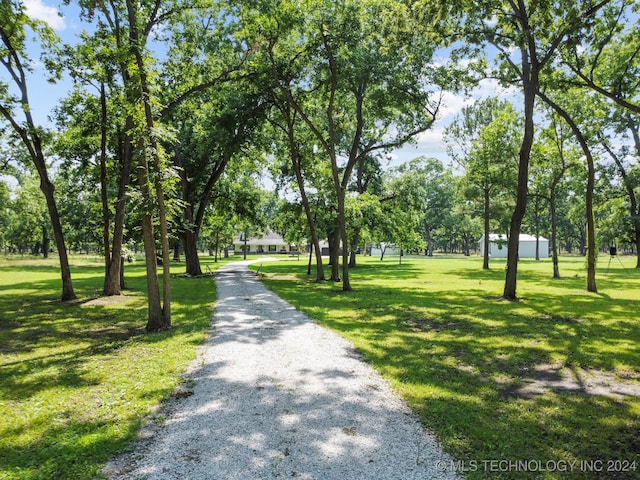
[528,113,581,277]
[430,0,616,299]
[536,87,603,292]
[172,84,267,276]
[66,1,142,297]
[559,2,640,115]
[260,0,441,290]
[4,171,48,255]
[0,179,9,251]
[0,0,75,300]
[598,110,640,267]
[446,98,519,269]
[267,100,329,280]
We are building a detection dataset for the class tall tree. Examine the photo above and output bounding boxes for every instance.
[598,109,640,268]
[428,0,616,299]
[0,0,75,300]
[258,0,441,291]
[529,114,581,278]
[171,85,267,276]
[268,97,329,280]
[445,98,519,269]
[71,1,141,297]
[536,87,602,292]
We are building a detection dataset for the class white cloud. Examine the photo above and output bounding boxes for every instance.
[24,0,66,31]
[436,90,474,120]
[472,78,519,99]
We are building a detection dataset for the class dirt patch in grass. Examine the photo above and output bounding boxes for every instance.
[81,294,143,308]
[504,363,640,399]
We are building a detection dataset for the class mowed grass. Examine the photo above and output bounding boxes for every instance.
[255,254,640,479]
[0,254,231,480]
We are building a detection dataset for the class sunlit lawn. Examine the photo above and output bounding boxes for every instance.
[255,254,640,479]
[0,254,235,480]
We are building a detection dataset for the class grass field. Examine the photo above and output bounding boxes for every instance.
[254,254,640,479]
[1,253,638,479]
[0,254,232,480]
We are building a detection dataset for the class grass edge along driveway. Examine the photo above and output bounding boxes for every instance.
[255,255,640,480]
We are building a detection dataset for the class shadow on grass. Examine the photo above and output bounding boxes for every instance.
[0,414,142,480]
[0,259,216,480]
[257,258,640,479]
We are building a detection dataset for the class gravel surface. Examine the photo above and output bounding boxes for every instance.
[105,259,460,480]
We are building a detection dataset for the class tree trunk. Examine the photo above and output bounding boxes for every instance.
[41,224,49,259]
[99,82,110,275]
[503,51,537,300]
[348,231,361,268]
[103,72,134,296]
[537,90,596,292]
[0,24,75,301]
[328,226,341,281]
[550,189,561,278]
[127,0,171,328]
[585,158,597,293]
[291,146,325,281]
[125,87,165,330]
[120,258,126,289]
[184,230,202,275]
[39,172,76,300]
[103,139,132,295]
[424,221,433,256]
[483,189,490,270]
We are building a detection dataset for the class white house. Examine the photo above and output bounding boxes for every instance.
[233,232,294,254]
[479,234,549,258]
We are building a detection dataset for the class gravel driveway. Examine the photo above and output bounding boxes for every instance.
[105,259,459,479]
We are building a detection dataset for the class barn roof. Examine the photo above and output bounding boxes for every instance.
[483,234,549,242]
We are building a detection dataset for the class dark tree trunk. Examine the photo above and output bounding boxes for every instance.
[103,130,132,296]
[184,230,202,275]
[483,189,491,270]
[328,226,341,281]
[100,82,110,275]
[503,50,536,300]
[127,0,171,329]
[120,259,126,290]
[550,189,561,278]
[39,171,76,300]
[290,139,325,281]
[348,231,361,268]
[538,90,597,292]
[42,224,49,259]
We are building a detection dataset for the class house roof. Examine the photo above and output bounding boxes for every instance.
[234,232,288,246]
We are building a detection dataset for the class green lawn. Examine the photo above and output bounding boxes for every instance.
[0,254,233,480]
[254,254,640,479]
